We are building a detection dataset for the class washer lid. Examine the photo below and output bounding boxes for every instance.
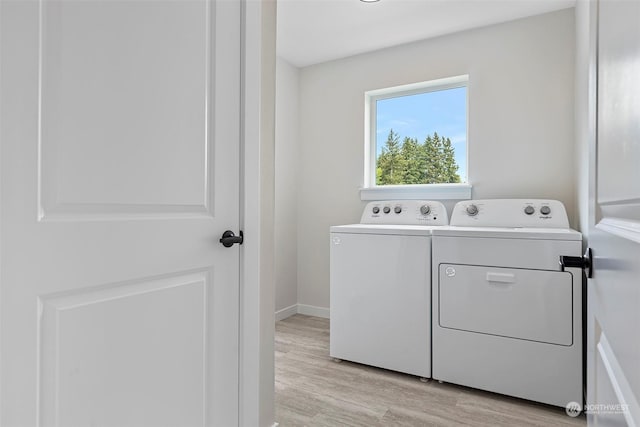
[330,224,435,236]
[431,226,582,241]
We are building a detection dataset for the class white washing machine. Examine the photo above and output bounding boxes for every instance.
[330,200,448,378]
[432,199,583,407]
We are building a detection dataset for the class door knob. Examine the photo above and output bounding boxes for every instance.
[220,230,243,248]
[559,248,592,278]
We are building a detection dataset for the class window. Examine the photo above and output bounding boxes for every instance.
[364,75,469,199]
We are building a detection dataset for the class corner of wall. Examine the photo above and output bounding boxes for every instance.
[274,57,301,313]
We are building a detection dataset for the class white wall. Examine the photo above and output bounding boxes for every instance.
[274,57,299,314]
[296,9,576,310]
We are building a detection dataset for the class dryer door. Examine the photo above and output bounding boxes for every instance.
[438,264,574,345]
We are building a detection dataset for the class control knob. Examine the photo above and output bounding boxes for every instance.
[420,205,431,215]
[524,206,535,215]
[466,204,479,216]
[540,206,551,215]
[394,206,402,214]
[372,206,380,214]
[383,206,391,214]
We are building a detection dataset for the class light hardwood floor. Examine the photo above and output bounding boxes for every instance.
[275,314,586,427]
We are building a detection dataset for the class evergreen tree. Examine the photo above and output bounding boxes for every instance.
[376,129,406,185]
[376,130,461,185]
[376,167,383,184]
[433,132,445,183]
[400,137,422,184]
[422,134,440,184]
[441,136,461,183]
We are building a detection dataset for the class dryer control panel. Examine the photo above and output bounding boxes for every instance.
[360,200,448,225]
[450,199,569,228]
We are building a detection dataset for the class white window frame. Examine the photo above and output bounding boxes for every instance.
[362,75,472,201]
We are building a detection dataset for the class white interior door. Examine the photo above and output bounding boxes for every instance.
[588,0,640,425]
[0,1,241,426]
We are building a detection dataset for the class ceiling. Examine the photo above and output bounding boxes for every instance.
[277,0,575,68]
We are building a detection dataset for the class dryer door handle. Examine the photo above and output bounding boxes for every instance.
[486,272,516,283]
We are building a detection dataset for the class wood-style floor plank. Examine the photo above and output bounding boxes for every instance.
[275,314,586,427]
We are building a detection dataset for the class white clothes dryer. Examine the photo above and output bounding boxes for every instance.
[330,200,448,378]
[432,199,583,407]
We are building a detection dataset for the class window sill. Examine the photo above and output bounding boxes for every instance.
[359,184,472,201]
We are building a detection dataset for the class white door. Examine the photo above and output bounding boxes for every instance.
[588,0,640,425]
[0,1,241,426]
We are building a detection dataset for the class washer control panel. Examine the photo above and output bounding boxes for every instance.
[360,200,449,225]
[450,199,569,228]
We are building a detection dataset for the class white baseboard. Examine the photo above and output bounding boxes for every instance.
[275,304,298,322]
[297,304,330,319]
[274,303,330,322]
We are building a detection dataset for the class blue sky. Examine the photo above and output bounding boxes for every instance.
[376,86,467,182]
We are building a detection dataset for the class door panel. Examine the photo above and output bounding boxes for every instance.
[40,271,209,427]
[589,0,640,424]
[594,333,635,427]
[596,0,640,205]
[0,1,241,426]
[40,1,210,214]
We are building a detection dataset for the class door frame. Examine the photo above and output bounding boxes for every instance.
[576,0,599,422]
[240,1,277,427]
